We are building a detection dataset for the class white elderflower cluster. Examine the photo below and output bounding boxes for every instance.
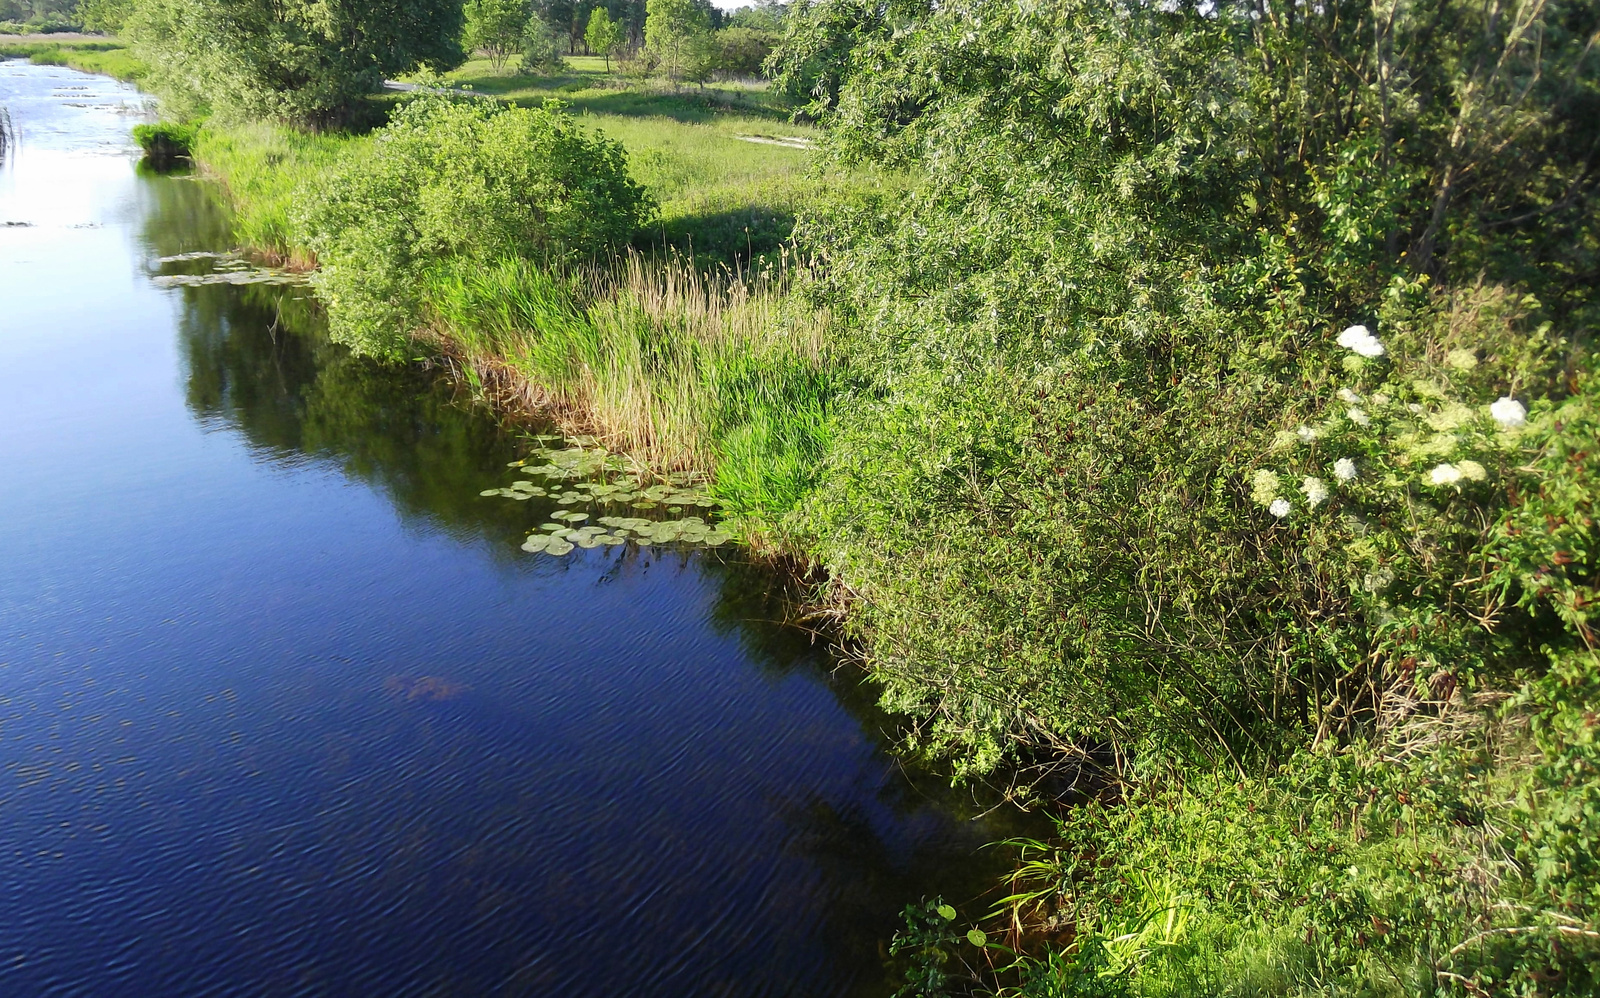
[1334,457,1358,482]
[1347,407,1371,427]
[1490,396,1527,428]
[1302,476,1328,508]
[1337,324,1386,358]
[1338,387,1363,404]
[1269,498,1292,518]
[1297,424,1318,443]
[1251,469,1282,508]
[1430,463,1463,486]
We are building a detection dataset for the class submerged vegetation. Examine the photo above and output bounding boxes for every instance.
[106,0,1600,992]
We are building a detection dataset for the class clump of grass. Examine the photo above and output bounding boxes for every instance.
[132,121,198,163]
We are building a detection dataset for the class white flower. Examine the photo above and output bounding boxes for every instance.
[1334,458,1358,482]
[1251,469,1282,508]
[1371,393,1391,406]
[1269,498,1292,518]
[1408,403,1424,414]
[1337,324,1386,358]
[1338,387,1363,404]
[1302,476,1328,508]
[1430,463,1463,486]
[1297,424,1318,443]
[1490,396,1527,428]
[1445,348,1478,370]
[1347,407,1370,427]
[1457,459,1487,481]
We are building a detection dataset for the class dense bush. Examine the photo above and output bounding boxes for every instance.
[785,0,1598,772]
[299,94,653,356]
[125,0,466,124]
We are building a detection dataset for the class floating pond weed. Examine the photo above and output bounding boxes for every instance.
[483,438,735,556]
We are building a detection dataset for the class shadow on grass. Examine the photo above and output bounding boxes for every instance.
[448,69,794,123]
[635,204,797,267]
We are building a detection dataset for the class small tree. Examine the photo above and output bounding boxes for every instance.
[643,0,709,83]
[584,6,621,72]
[464,0,529,73]
[521,17,564,75]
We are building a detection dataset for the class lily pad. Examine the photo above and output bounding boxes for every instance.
[598,534,625,545]
[574,535,602,549]
[633,501,658,509]
[565,512,589,522]
[521,535,551,552]
[545,538,575,556]
[479,489,502,497]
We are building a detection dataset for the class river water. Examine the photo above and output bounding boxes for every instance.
[0,62,1033,997]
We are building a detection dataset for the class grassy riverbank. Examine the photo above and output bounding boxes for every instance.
[190,95,840,530]
[0,38,143,80]
[143,2,1600,989]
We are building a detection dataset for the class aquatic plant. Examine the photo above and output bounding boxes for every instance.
[485,441,734,556]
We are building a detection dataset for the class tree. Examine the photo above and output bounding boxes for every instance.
[126,0,466,126]
[714,26,775,79]
[583,6,620,71]
[643,0,708,82]
[464,0,528,73]
[521,16,564,73]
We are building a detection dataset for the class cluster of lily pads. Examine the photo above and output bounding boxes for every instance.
[478,438,734,556]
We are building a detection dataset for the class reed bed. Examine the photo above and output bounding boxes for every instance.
[425,248,833,524]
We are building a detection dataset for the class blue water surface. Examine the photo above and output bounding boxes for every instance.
[0,61,1030,998]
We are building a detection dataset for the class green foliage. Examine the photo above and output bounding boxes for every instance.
[0,40,145,80]
[298,93,652,355]
[891,898,996,998]
[644,0,709,81]
[990,681,1600,998]
[714,25,775,79]
[191,122,349,263]
[789,0,1600,775]
[583,5,620,71]
[132,120,198,162]
[125,0,467,125]
[521,15,564,74]
[464,0,528,73]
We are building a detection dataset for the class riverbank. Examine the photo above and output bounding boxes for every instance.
[0,37,143,80]
[143,18,1600,992]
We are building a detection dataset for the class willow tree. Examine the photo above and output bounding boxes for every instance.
[128,0,467,126]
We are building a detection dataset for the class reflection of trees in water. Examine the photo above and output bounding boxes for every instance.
[140,171,1052,987]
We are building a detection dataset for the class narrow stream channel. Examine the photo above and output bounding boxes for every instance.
[0,62,1036,997]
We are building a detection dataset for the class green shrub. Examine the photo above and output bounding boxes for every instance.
[299,93,654,356]
[132,121,199,162]
[786,0,1600,775]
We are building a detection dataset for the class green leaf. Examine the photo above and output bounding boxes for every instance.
[936,905,957,921]
[967,929,987,947]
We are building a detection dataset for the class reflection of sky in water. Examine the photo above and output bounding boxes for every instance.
[0,62,1039,997]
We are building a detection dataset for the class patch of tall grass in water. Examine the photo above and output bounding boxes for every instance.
[424,250,833,527]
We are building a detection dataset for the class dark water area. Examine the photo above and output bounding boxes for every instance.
[0,63,1038,997]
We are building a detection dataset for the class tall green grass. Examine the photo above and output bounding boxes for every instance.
[190,123,350,266]
[424,250,833,528]
[0,40,145,81]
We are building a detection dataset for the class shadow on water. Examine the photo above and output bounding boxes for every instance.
[126,145,1050,998]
